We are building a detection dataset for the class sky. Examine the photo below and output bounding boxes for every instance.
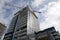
[0,0,60,33]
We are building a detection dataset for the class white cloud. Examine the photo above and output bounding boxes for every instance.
[40,0,60,32]
[0,0,13,26]
[31,0,45,7]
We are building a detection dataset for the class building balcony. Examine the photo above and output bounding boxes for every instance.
[15,32,27,37]
[16,23,27,30]
[18,36,27,39]
[15,28,27,35]
[4,34,12,38]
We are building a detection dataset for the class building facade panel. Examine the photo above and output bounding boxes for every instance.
[27,11,40,35]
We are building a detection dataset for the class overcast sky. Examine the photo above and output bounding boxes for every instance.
[0,0,60,32]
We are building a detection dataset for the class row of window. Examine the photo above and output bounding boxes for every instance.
[16,21,27,28]
[20,10,27,18]
[15,27,27,35]
[14,33,27,39]
[16,25,27,31]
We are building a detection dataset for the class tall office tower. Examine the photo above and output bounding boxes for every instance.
[3,6,40,40]
[0,23,6,40]
[3,13,18,40]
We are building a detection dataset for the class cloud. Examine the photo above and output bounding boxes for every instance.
[39,0,60,32]
[0,0,13,26]
[31,0,45,8]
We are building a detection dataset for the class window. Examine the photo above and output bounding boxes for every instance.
[17,29,19,31]
[21,26,27,30]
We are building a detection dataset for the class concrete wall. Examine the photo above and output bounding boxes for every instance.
[27,10,40,35]
[0,23,6,40]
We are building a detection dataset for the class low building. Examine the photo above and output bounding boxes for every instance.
[0,23,6,40]
[35,27,60,40]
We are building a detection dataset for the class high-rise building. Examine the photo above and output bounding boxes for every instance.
[3,6,40,40]
[0,23,6,40]
[3,6,60,40]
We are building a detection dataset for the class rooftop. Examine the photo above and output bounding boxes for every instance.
[35,27,55,34]
[14,6,38,19]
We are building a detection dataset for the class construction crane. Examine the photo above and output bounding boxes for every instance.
[5,3,41,14]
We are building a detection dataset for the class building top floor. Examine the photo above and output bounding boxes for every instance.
[14,6,38,19]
